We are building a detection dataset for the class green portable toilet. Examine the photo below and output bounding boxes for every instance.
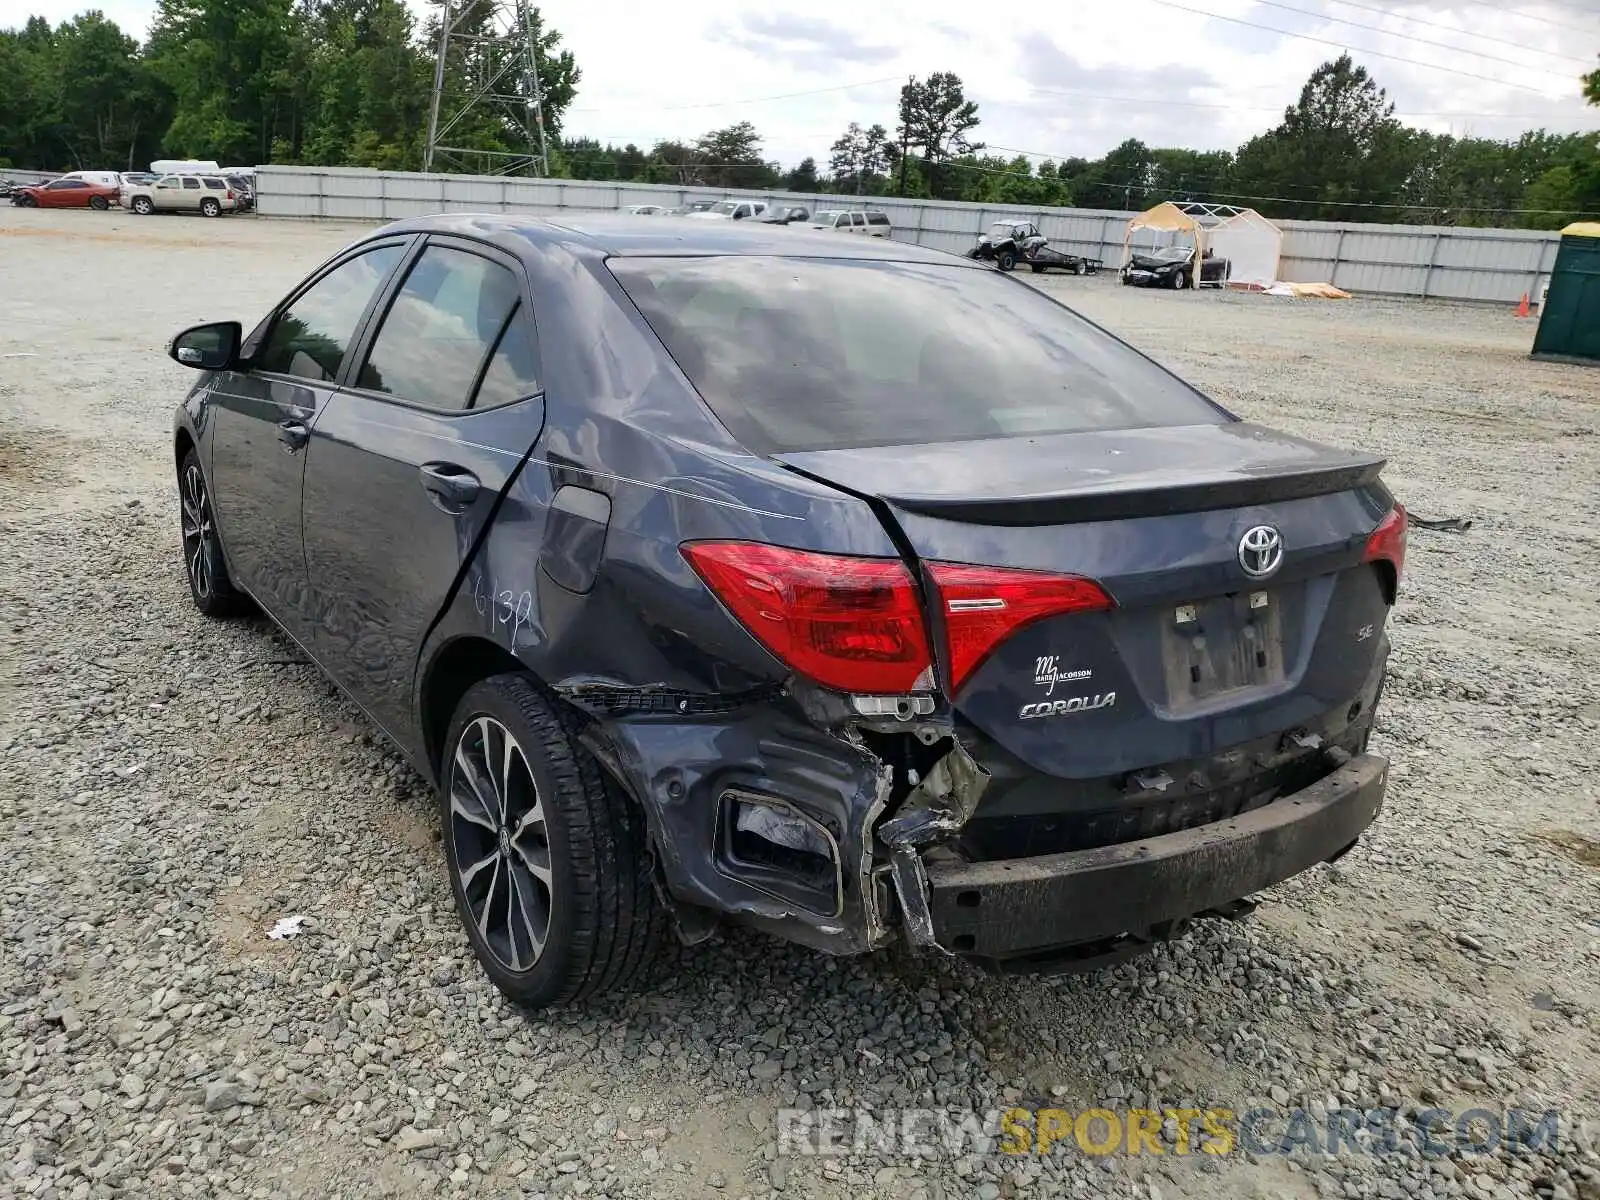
[1531,222,1600,365]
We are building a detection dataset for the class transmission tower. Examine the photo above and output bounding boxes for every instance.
[425,0,550,177]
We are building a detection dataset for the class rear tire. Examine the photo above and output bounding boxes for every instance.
[131,196,153,215]
[178,449,248,617]
[441,675,664,1010]
[1072,260,1086,276]
[200,197,220,218]
[89,195,109,211]
[1030,264,1044,274]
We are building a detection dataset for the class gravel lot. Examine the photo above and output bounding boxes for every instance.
[2,206,1598,1200]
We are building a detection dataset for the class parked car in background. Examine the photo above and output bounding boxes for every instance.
[10,178,119,210]
[761,205,810,225]
[622,204,668,216]
[120,172,157,190]
[807,209,892,237]
[685,199,768,221]
[124,174,239,217]
[1122,245,1231,289]
[969,221,1100,275]
[663,200,717,216]
[225,174,256,213]
[164,213,1403,1010]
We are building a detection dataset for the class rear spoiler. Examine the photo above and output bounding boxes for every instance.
[878,459,1388,526]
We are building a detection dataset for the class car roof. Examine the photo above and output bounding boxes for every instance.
[372,212,974,266]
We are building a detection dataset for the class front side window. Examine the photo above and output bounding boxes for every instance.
[48,180,85,190]
[610,256,1225,453]
[356,245,521,410]
[255,244,405,382]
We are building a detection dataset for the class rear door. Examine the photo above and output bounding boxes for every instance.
[206,237,411,636]
[299,235,546,736]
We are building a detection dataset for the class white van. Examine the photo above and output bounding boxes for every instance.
[55,170,122,190]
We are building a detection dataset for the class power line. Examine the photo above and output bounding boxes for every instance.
[1451,0,1600,36]
[1139,0,1565,92]
[569,76,901,115]
[1023,84,1586,120]
[1241,0,1584,75]
[1308,0,1597,66]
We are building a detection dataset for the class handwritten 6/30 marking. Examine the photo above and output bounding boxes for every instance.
[473,574,533,644]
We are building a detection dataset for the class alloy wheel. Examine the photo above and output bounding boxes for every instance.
[449,715,554,973]
[180,463,216,600]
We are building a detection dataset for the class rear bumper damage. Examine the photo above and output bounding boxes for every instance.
[574,683,1388,965]
[897,751,1387,967]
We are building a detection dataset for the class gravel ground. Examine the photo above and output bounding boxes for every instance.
[2,206,1598,1200]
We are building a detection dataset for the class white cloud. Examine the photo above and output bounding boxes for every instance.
[15,0,1600,166]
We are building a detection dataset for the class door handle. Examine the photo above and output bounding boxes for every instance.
[277,420,309,452]
[419,462,480,511]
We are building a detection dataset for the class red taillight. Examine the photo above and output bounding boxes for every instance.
[928,562,1114,693]
[225,189,234,199]
[682,542,933,694]
[1362,504,1407,581]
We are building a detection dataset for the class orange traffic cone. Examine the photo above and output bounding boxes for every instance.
[1515,292,1531,318]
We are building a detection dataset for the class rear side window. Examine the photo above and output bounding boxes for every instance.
[203,178,225,190]
[256,244,405,381]
[473,304,542,407]
[609,256,1225,453]
[356,244,521,410]
[867,213,889,226]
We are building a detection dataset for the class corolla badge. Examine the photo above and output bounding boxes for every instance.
[1237,525,1284,579]
[1019,693,1116,719]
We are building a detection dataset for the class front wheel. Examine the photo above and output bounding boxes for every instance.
[89,195,109,211]
[131,196,153,215]
[200,197,220,218]
[442,675,664,1009]
[996,250,1016,272]
[1172,271,1189,290]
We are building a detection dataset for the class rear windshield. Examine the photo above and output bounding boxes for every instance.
[608,256,1225,452]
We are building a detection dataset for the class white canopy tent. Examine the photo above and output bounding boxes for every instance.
[1122,201,1284,289]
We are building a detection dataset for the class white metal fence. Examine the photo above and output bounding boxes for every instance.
[247,165,1571,304]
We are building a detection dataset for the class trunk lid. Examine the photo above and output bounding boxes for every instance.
[776,423,1396,780]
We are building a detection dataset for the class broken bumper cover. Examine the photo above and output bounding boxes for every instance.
[904,752,1388,962]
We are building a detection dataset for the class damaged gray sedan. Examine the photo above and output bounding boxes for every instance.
[166,213,1405,1008]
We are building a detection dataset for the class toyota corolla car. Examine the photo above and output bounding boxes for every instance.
[167,215,1404,1009]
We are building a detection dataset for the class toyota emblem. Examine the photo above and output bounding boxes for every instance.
[1237,525,1284,578]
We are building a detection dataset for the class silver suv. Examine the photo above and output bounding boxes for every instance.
[124,174,240,217]
[806,209,892,237]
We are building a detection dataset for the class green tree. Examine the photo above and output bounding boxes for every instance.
[692,121,779,189]
[1585,57,1598,106]
[827,121,892,194]
[896,72,980,199]
[1231,54,1415,221]
[783,156,819,192]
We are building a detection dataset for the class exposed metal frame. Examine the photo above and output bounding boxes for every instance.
[425,0,550,177]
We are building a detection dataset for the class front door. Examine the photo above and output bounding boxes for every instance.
[205,239,409,638]
[300,237,546,737]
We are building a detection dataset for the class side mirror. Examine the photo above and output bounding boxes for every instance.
[169,321,242,371]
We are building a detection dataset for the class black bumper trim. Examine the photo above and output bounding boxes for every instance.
[923,753,1388,960]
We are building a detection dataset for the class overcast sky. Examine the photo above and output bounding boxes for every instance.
[17,0,1600,167]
